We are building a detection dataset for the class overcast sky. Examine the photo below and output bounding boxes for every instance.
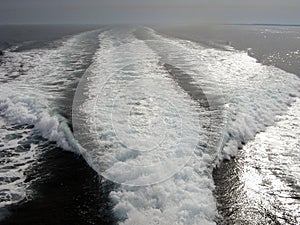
[0,0,299,25]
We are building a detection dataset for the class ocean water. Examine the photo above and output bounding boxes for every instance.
[0,25,299,224]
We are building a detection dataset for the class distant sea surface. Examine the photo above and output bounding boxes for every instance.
[0,24,299,225]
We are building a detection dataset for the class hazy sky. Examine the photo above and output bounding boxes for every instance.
[0,0,299,25]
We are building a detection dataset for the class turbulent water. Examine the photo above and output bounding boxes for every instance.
[0,26,104,209]
[0,25,299,224]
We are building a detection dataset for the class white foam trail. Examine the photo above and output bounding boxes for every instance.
[75,27,300,225]
[0,29,100,208]
[0,96,80,153]
[0,86,82,210]
[73,28,225,224]
[144,28,300,160]
[239,98,300,223]
[1,25,299,224]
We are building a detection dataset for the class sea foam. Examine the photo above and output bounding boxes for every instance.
[81,27,300,225]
